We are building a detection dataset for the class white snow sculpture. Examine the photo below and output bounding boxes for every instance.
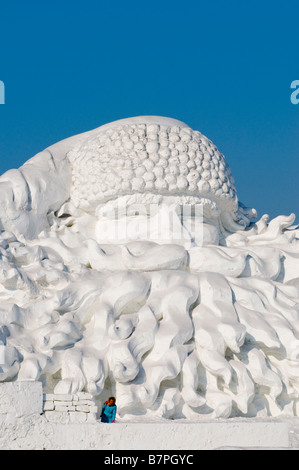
[0,115,298,419]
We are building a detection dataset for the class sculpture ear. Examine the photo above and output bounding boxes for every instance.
[0,148,72,240]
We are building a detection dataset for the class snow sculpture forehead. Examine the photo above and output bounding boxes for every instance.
[68,116,238,215]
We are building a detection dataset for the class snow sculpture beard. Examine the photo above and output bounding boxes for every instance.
[1,203,299,420]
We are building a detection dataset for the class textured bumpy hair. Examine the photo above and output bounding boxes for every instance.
[68,123,238,214]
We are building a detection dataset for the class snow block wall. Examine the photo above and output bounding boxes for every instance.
[0,381,43,417]
[0,381,101,449]
[0,382,98,424]
[43,392,98,423]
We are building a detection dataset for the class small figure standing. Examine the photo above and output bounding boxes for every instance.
[100,396,117,423]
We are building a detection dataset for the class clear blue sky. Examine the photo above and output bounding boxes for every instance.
[0,0,298,222]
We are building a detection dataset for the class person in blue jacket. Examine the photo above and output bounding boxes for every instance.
[100,396,117,423]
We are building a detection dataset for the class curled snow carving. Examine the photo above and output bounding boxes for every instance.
[0,116,298,419]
